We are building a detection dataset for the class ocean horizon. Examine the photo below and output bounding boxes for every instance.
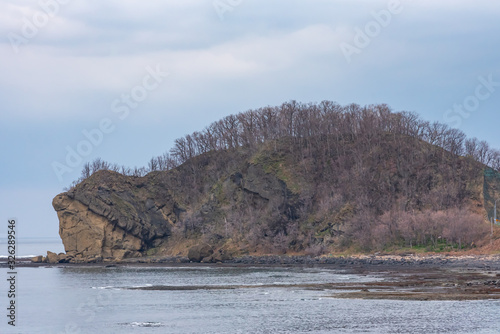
[0,237,64,258]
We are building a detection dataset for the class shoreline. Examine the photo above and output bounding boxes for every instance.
[3,253,500,270]
[2,254,499,301]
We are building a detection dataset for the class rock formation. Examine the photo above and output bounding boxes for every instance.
[31,255,43,263]
[53,171,177,261]
[45,251,60,264]
[52,148,301,262]
[187,244,213,262]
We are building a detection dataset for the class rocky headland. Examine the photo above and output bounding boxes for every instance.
[47,102,500,263]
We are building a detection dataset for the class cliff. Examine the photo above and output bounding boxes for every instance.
[52,171,174,261]
[53,135,500,263]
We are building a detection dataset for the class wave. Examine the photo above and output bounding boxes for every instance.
[91,286,121,290]
[132,284,153,288]
[125,322,164,328]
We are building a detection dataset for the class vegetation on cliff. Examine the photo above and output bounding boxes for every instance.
[58,101,500,259]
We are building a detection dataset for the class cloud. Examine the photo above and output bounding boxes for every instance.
[0,15,349,120]
[1,0,499,123]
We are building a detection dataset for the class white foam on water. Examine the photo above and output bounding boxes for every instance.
[131,283,153,288]
[128,322,163,328]
[91,286,121,290]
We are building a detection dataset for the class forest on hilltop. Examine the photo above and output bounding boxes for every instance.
[78,101,500,178]
[69,101,500,253]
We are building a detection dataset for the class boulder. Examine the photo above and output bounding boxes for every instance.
[201,256,214,263]
[86,255,103,263]
[211,249,234,262]
[69,257,85,264]
[187,244,213,262]
[31,255,43,263]
[57,253,71,263]
[46,251,59,264]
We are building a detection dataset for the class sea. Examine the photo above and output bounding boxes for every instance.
[1,239,500,334]
[0,237,65,260]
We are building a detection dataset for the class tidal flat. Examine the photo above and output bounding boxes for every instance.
[11,253,500,301]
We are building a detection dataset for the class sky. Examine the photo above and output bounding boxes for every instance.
[0,0,499,240]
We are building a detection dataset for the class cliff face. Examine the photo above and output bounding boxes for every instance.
[53,194,142,259]
[53,135,499,262]
[53,171,177,261]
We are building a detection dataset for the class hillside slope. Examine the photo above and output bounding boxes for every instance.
[53,133,500,262]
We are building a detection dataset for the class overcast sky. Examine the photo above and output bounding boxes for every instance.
[1,0,500,239]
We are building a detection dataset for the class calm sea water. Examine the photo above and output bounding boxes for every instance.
[0,262,499,334]
[0,237,65,258]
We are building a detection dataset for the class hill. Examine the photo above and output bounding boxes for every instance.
[52,101,500,262]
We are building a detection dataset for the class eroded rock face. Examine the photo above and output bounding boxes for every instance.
[53,194,143,259]
[53,171,175,261]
